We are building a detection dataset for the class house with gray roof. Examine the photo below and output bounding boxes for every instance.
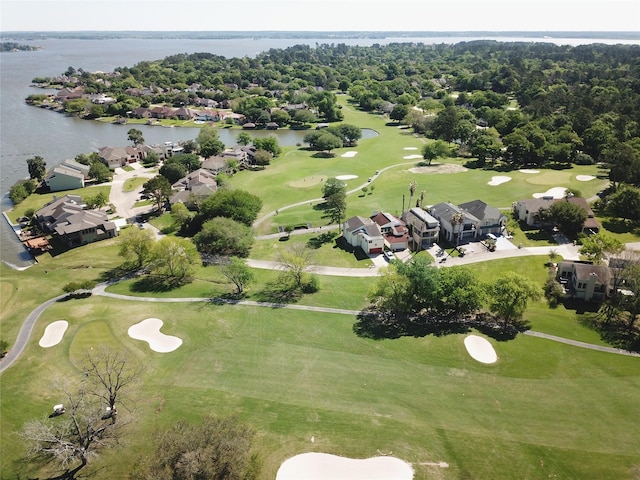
[35,194,117,248]
[458,199,508,237]
[557,261,611,301]
[342,216,385,255]
[429,202,479,245]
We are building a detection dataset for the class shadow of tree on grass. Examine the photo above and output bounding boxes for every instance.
[353,309,523,342]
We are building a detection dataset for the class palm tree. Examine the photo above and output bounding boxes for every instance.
[408,180,417,210]
[451,212,465,246]
[418,190,425,208]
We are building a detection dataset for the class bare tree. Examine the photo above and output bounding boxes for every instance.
[408,180,417,209]
[82,347,143,411]
[19,348,141,480]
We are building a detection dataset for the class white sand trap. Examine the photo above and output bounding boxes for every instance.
[533,187,567,199]
[276,453,414,480]
[403,154,423,160]
[464,335,498,364]
[488,176,511,186]
[335,174,358,180]
[128,318,182,353]
[39,320,69,348]
[403,147,418,150]
[519,169,540,174]
[576,175,596,181]
[341,151,358,158]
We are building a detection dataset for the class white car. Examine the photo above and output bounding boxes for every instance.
[383,250,395,262]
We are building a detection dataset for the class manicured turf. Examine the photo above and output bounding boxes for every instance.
[2,294,638,479]
[1,96,638,479]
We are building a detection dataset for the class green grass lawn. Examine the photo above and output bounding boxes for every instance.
[2,292,638,479]
[2,97,640,480]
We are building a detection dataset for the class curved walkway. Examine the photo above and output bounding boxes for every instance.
[3,276,638,375]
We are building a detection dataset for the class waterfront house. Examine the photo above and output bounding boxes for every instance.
[35,195,117,248]
[98,146,146,168]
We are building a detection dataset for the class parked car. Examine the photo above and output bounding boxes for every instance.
[383,250,394,262]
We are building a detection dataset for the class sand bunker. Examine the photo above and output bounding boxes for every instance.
[276,453,414,480]
[39,320,69,348]
[403,147,418,150]
[341,151,358,158]
[488,176,511,186]
[335,174,358,180]
[128,318,182,353]
[408,164,468,175]
[533,187,567,199]
[464,335,498,364]
[519,169,540,174]
[576,175,596,181]
[403,154,423,160]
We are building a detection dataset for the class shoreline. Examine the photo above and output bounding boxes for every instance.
[1,211,35,270]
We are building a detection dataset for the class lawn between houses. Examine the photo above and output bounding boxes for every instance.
[0,96,638,479]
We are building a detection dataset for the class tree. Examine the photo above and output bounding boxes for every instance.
[19,348,140,480]
[389,104,409,123]
[86,191,109,210]
[291,108,316,126]
[198,189,263,227]
[89,161,112,183]
[315,131,343,154]
[253,148,273,166]
[81,347,143,412]
[253,136,282,157]
[408,180,417,208]
[221,257,255,295]
[62,280,97,296]
[435,267,485,317]
[236,131,252,146]
[127,128,144,146]
[158,161,187,184]
[548,200,588,235]
[134,416,260,480]
[150,237,199,284]
[118,226,155,269]
[322,177,346,200]
[27,155,47,181]
[170,202,191,229]
[421,140,450,165]
[193,217,254,257]
[579,233,624,264]
[142,175,173,211]
[278,244,314,290]
[9,182,29,205]
[606,186,640,222]
[324,191,347,225]
[489,271,541,328]
[470,131,503,166]
[335,124,362,146]
[197,124,225,158]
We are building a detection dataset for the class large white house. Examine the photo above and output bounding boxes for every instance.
[342,216,385,255]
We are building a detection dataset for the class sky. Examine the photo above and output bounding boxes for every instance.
[1,0,639,32]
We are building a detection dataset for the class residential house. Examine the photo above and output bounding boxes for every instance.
[54,86,85,102]
[557,260,611,301]
[174,107,197,120]
[98,146,146,168]
[457,199,507,237]
[149,106,175,119]
[402,207,440,250]
[45,165,85,192]
[429,202,479,244]
[201,156,231,174]
[44,159,90,192]
[170,168,218,208]
[343,216,385,255]
[513,197,556,226]
[195,109,220,122]
[370,211,409,251]
[221,146,256,167]
[513,196,601,234]
[35,195,117,248]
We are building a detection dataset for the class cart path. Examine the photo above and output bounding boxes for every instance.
[3,282,638,375]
